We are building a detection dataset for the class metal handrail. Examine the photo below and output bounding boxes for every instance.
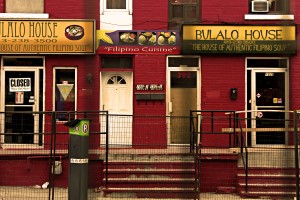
[190,110,236,200]
[235,113,249,193]
[294,111,299,200]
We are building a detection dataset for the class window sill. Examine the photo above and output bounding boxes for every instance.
[244,14,294,20]
[0,13,49,19]
[101,12,132,15]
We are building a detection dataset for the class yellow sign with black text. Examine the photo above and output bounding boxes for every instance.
[0,20,95,54]
[182,25,296,54]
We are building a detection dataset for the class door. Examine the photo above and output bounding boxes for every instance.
[2,69,41,146]
[100,72,133,146]
[167,56,200,145]
[248,69,288,145]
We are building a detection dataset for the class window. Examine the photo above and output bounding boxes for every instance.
[169,0,200,30]
[101,57,133,69]
[6,0,44,13]
[107,75,127,85]
[54,68,76,121]
[249,0,290,14]
[246,0,293,20]
[103,0,131,13]
[106,0,126,9]
[168,57,199,67]
[100,0,132,30]
[247,58,288,68]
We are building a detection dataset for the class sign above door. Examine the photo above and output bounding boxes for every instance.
[182,25,296,55]
[0,20,95,54]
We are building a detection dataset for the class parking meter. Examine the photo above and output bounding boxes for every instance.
[64,119,89,200]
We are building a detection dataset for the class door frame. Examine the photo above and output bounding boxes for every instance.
[100,71,133,114]
[0,56,45,148]
[166,55,201,145]
[246,57,289,147]
[100,71,133,146]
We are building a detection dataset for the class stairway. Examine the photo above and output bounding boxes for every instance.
[102,153,198,199]
[237,167,296,198]
[237,150,297,199]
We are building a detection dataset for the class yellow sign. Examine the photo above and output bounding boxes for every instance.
[183,25,296,41]
[182,25,296,54]
[0,20,95,54]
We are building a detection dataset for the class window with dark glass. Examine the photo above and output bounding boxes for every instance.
[168,57,199,67]
[169,0,200,30]
[101,57,133,69]
[249,0,290,14]
[107,0,126,9]
[55,69,76,121]
[247,58,288,68]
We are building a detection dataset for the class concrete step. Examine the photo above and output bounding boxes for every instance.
[103,187,198,199]
[103,154,198,199]
[237,167,297,198]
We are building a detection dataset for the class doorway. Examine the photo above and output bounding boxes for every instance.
[167,56,200,145]
[247,58,288,146]
[1,57,44,147]
[100,72,133,146]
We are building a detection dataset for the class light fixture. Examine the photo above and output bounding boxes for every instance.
[86,73,93,83]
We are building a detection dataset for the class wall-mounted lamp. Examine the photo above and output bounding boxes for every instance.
[86,73,93,83]
[230,88,237,100]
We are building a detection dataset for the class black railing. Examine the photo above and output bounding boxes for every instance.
[190,110,236,200]
[234,112,249,193]
[294,111,300,200]
[0,110,300,199]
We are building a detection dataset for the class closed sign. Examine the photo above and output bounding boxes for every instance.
[9,78,31,92]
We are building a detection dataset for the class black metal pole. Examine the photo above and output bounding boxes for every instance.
[294,111,299,200]
[48,112,56,200]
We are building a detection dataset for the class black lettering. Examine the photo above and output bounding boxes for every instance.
[195,30,203,40]
[276,30,282,40]
[245,30,252,40]
[10,79,15,87]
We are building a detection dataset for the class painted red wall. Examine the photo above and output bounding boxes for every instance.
[133,54,167,147]
[45,55,99,112]
[200,158,238,192]
[45,0,99,21]
[0,156,103,188]
[133,0,168,30]
[0,0,4,12]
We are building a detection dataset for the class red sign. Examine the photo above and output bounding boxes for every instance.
[97,46,180,54]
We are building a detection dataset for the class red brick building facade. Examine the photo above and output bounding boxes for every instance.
[0,0,299,198]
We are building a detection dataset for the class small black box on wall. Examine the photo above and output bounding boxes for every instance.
[230,88,237,100]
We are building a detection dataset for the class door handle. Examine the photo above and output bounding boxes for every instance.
[102,105,105,110]
[168,102,172,113]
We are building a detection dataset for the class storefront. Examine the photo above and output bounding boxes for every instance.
[182,24,297,146]
[97,30,181,146]
[0,19,95,147]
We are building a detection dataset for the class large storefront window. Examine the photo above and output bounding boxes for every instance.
[54,68,76,121]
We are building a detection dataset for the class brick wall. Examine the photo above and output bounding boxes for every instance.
[133,0,168,30]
